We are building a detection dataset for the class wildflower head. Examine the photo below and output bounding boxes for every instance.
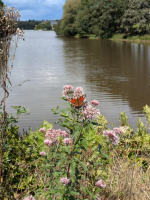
[73,86,84,99]
[95,179,106,188]
[60,131,69,137]
[80,103,100,120]
[113,127,122,135]
[45,129,61,142]
[91,100,99,106]
[40,151,46,156]
[23,196,36,200]
[103,130,120,146]
[44,139,53,146]
[63,138,71,145]
[39,127,46,133]
[60,177,70,185]
[62,85,73,99]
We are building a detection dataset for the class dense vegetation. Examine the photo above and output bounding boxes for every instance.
[34,21,52,30]
[0,0,3,7]
[54,0,150,38]
[17,20,42,30]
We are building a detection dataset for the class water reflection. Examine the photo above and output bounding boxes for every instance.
[2,31,150,132]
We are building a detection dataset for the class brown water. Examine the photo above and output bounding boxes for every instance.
[1,30,150,132]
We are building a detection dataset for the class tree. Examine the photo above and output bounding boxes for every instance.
[60,0,81,36]
[90,0,127,37]
[0,0,3,7]
[122,0,150,34]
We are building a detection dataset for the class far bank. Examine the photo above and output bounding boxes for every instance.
[74,34,150,43]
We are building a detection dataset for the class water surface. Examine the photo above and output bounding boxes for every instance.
[1,30,150,132]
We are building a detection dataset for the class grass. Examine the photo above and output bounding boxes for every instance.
[75,33,150,42]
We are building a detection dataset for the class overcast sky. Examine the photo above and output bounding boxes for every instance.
[3,0,66,21]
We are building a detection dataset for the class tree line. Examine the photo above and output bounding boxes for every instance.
[34,21,52,30]
[54,0,150,38]
[17,20,42,30]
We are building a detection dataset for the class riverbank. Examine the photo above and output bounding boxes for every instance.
[74,33,150,43]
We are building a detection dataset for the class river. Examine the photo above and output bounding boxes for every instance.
[2,30,150,132]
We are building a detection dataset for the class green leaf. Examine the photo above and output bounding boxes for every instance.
[101,153,112,164]
[98,143,102,152]
[61,112,69,117]
[70,160,76,177]
[74,157,88,172]
[81,139,87,150]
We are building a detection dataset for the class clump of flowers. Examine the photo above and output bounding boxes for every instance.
[103,129,120,146]
[60,131,69,137]
[45,128,61,142]
[113,127,122,135]
[23,195,36,200]
[73,86,84,99]
[40,151,46,156]
[95,179,106,188]
[63,138,71,145]
[91,100,99,106]
[80,103,100,120]
[62,85,73,99]
[60,177,70,185]
[39,127,46,133]
[44,139,53,146]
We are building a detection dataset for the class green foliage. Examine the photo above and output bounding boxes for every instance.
[34,21,52,30]
[33,89,110,199]
[143,105,150,127]
[55,0,150,37]
[122,0,150,34]
[17,20,42,30]
[0,105,50,198]
[55,0,81,36]
[0,0,3,7]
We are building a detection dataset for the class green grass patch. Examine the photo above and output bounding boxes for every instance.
[111,34,126,39]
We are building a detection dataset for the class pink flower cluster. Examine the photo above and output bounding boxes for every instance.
[40,151,46,156]
[80,103,100,120]
[23,196,36,200]
[113,127,122,135]
[103,129,120,146]
[95,179,106,188]
[60,177,70,185]
[73,87,84,99]
[62,85,73,99]
[61,131,69,137]
[45,129,62,142]
[44,129,69,146]
[91,100,99,106]
[39,127,46,133]
[63,138,71,145]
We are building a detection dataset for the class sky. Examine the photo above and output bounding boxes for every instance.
[3,0,66,21]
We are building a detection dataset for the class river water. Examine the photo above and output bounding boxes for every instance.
[1,30,150,132]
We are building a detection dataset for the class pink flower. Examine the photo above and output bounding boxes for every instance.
[80,103,100,120]
[23,196,36,200]
[113,127,122,135]
[91,100,99,106]
[60,131,69,137]
[39,127,46,133]
[40,151,46,156]
[73,87,84,99]
[62,85,73,99]
[44,139,53,146]
[97,198,101,200]
[103,130,120,146]
[95,179,106,188]
[63,138,71,145]
[60,177,70,185]
[45,129,61,142]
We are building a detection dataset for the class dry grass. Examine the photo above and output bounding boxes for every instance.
[105,158,150,200]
